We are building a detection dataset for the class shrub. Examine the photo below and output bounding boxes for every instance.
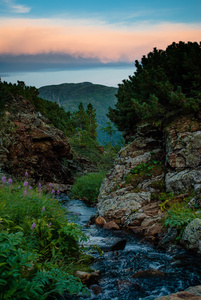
[0,176,89,298]
[71,171,106,203]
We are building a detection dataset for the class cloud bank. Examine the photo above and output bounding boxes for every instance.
[0,17,200,72]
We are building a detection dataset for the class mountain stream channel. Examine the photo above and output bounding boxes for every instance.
[60,196,201,300]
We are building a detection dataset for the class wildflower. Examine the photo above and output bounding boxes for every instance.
[56,190,60,195]
[49,183,53,187]
[29,186,32,190]
[25,171,28,178]
[38,183,42,188]
[2,177,6,183]
[31,222,36,230]
[41,206,45,212]
[24,189,28,195]
[51,189,55,194]
[8,178,13,184]
[23,181,28,187]
[48,223,52,227]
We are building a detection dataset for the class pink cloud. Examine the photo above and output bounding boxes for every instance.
[0,18,200,62]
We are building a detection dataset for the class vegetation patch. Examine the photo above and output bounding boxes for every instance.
[124,152,164,190]
[159,192,201,239]
[71,171,106,204]
[0,174,92,299]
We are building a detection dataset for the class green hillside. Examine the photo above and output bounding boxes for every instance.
[38,82,120,144]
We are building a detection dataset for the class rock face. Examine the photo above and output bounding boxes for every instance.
[0,96,73,183]
[97,117,201,243]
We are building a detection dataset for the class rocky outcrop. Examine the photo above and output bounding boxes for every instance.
[97,123,165,240]
[97,117,201,244]
[0,96,73,184]
[164,117,201,193]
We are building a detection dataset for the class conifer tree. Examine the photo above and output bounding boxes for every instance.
[86,103,98,140]
[108,41,201,135]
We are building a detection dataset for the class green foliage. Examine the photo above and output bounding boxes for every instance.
[125,153,164,189]
[163,203,199,238]
[0,231,85,299]
[71,171,106,203]
[108,41,201,134]
[0,181,89,298]
[71,102,98,147]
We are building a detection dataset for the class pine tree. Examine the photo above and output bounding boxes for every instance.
[86,103,98,140]
[108,41,201,135]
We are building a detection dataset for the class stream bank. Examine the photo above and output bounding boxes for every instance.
[62,197,201,300]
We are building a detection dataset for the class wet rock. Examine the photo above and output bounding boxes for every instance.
[160,227,179,246]
[181,218,201,253]
[103,221,120,230]
[157,291,201,300]
[75,271,91,284]
[75,270,100,285]
[89,284,102,295]
[116,279,141,291]
[111,239,127,251]
[95,216,106,226]
[132,269,166,278]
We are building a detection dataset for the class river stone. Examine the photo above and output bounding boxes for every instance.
[181,218,201,253]
[95,216,106,226]
[89,284,102,295]
[103,221,120,230]
[133,269,166,278]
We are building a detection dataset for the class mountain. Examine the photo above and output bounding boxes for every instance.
[38,82,120,144]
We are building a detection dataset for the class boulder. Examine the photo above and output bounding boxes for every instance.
[181,218,201,253]
[103,221,120,230]
[95,216,106,226]
[111,239,127,251]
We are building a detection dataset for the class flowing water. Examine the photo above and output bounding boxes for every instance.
[61,197,201,300]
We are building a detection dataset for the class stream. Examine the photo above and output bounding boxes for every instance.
[61,197,201,300]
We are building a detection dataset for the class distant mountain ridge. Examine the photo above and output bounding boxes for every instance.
[38,82,119,144]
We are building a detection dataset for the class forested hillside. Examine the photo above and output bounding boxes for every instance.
[38,82,120,144]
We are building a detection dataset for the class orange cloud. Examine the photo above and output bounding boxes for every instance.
[0,18,200,62]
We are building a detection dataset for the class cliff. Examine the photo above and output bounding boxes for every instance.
[0,95,73,184]
[97,116,201,250]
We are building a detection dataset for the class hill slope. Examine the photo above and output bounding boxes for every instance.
[38,82,119,144]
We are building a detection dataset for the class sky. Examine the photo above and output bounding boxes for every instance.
[0,0,200,88]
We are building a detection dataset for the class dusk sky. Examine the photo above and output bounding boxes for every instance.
[0,0,200,87]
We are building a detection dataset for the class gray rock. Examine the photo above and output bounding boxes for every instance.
[165,169,201,193]
[181,218,201,253]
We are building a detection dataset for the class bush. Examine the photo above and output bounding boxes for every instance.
[71,171,106,203]
[0,176,89,298]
